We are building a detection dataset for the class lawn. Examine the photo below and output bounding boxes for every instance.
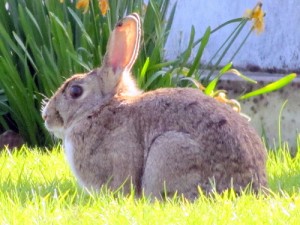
[0,145,300,225]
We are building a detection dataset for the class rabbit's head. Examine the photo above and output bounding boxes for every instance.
[42,13,141,138]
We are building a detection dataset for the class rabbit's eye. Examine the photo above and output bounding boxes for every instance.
[116,21,123,27]
[69,85,83,99]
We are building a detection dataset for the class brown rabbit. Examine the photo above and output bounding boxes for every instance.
[42,13,267,199]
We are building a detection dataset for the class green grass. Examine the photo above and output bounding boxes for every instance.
[0,146,300,224]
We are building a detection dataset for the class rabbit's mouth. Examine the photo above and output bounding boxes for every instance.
[44,113,64,139]
[42,104,65,139]
[44,122,64,139]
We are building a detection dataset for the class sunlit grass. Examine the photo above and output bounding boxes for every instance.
[0,145,299,224]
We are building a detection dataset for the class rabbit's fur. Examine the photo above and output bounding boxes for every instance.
[42,13,267,199]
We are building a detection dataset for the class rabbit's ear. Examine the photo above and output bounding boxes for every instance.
[105,13,141,72]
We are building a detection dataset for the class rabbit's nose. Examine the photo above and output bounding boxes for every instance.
[42,114,47,121]
[42,113,47,121]
[41,104,49,121]
[42,110,48,121]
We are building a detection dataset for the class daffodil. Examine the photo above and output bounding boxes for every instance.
[213,91,241,113]
[212,91,250,120]
[99,0,109,16]
[76,0,90,13]
[244,2,265,34]
[214,91,228,104]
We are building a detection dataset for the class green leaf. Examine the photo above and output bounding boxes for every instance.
[204,78,218,96]
[143,71,167,90]
[0,89,7,102]
[239,73,297,100]
[68,7,93,47]
[180,77,205,90]
[220,62,233,75]
[227,69,257,84]
[180,26,195,66]
[13,32,38,71]
[0,89,9,116]
[204,62,233,96]
[0,101,10,116]
[139,57,150,87]
[163,2,177,45]
[187,27,211,77]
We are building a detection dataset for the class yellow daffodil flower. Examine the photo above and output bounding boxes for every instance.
[99,0,109,16]
[213,91,242,113]
[76,0,109,15]
[214,92,228,104]
[76,0,90,13]
[244,2,265,34]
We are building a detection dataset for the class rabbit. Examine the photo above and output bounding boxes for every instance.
[42,13,267,200]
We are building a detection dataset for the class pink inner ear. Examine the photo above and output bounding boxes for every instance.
[107,16,140,71]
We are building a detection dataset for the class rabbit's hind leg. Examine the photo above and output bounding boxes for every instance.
[142,131,209,200]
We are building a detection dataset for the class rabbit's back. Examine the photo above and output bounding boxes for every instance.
[127,88,267,195]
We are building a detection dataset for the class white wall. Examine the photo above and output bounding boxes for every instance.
[165,0,300,71]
